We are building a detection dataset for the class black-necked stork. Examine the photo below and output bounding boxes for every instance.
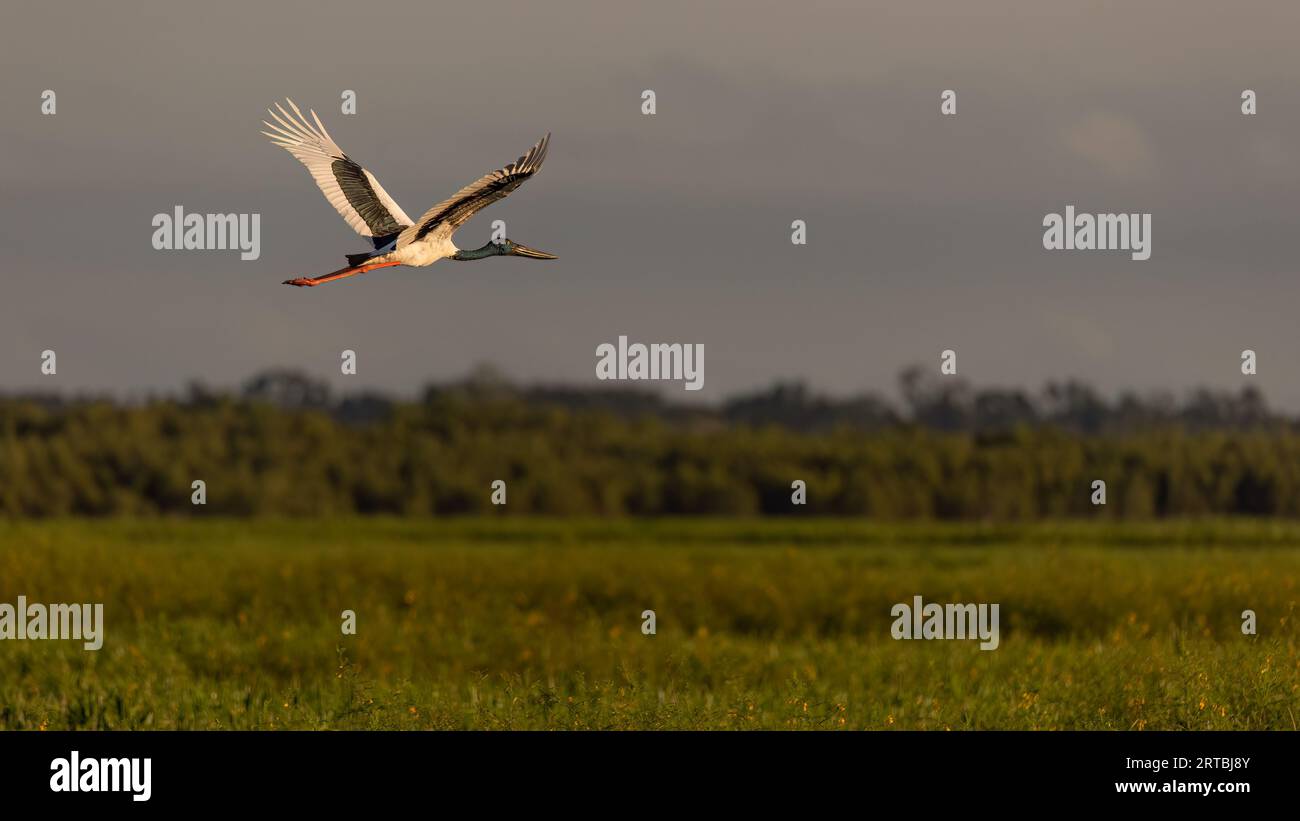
[262,99,555,287]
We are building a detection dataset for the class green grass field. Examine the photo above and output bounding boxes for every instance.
[0,518,1296,730]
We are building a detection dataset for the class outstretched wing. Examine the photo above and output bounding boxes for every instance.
[262,99,414,248]
[397,133,549,248]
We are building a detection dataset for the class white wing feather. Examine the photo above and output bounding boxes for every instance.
[262,99,413,241]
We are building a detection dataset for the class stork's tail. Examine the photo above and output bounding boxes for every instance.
[346,252,375,267]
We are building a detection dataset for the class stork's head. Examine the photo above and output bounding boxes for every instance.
[452,239,558,262]
[497,239,557,259]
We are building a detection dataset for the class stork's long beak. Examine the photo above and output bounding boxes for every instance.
[509,242,558,260]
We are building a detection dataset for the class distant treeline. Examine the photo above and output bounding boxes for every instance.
[0,366,1295,518]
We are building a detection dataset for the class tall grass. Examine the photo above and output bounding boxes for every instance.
[0,519,1295,729]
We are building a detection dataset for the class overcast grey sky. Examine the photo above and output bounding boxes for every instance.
[2,1,1299,405]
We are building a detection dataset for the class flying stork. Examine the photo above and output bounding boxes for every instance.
[262,99,555,287]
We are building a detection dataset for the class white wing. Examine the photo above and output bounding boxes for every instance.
[397,133,549,248]
[262,99,413,246]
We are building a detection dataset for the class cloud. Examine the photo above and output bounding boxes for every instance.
[1247,131,1300,182]
[1037,309,1116,361]
[1059,113,1159,182]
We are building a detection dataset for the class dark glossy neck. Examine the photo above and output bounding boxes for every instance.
[452,242,503,261]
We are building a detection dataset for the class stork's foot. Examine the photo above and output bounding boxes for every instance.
[281,260,402,288]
